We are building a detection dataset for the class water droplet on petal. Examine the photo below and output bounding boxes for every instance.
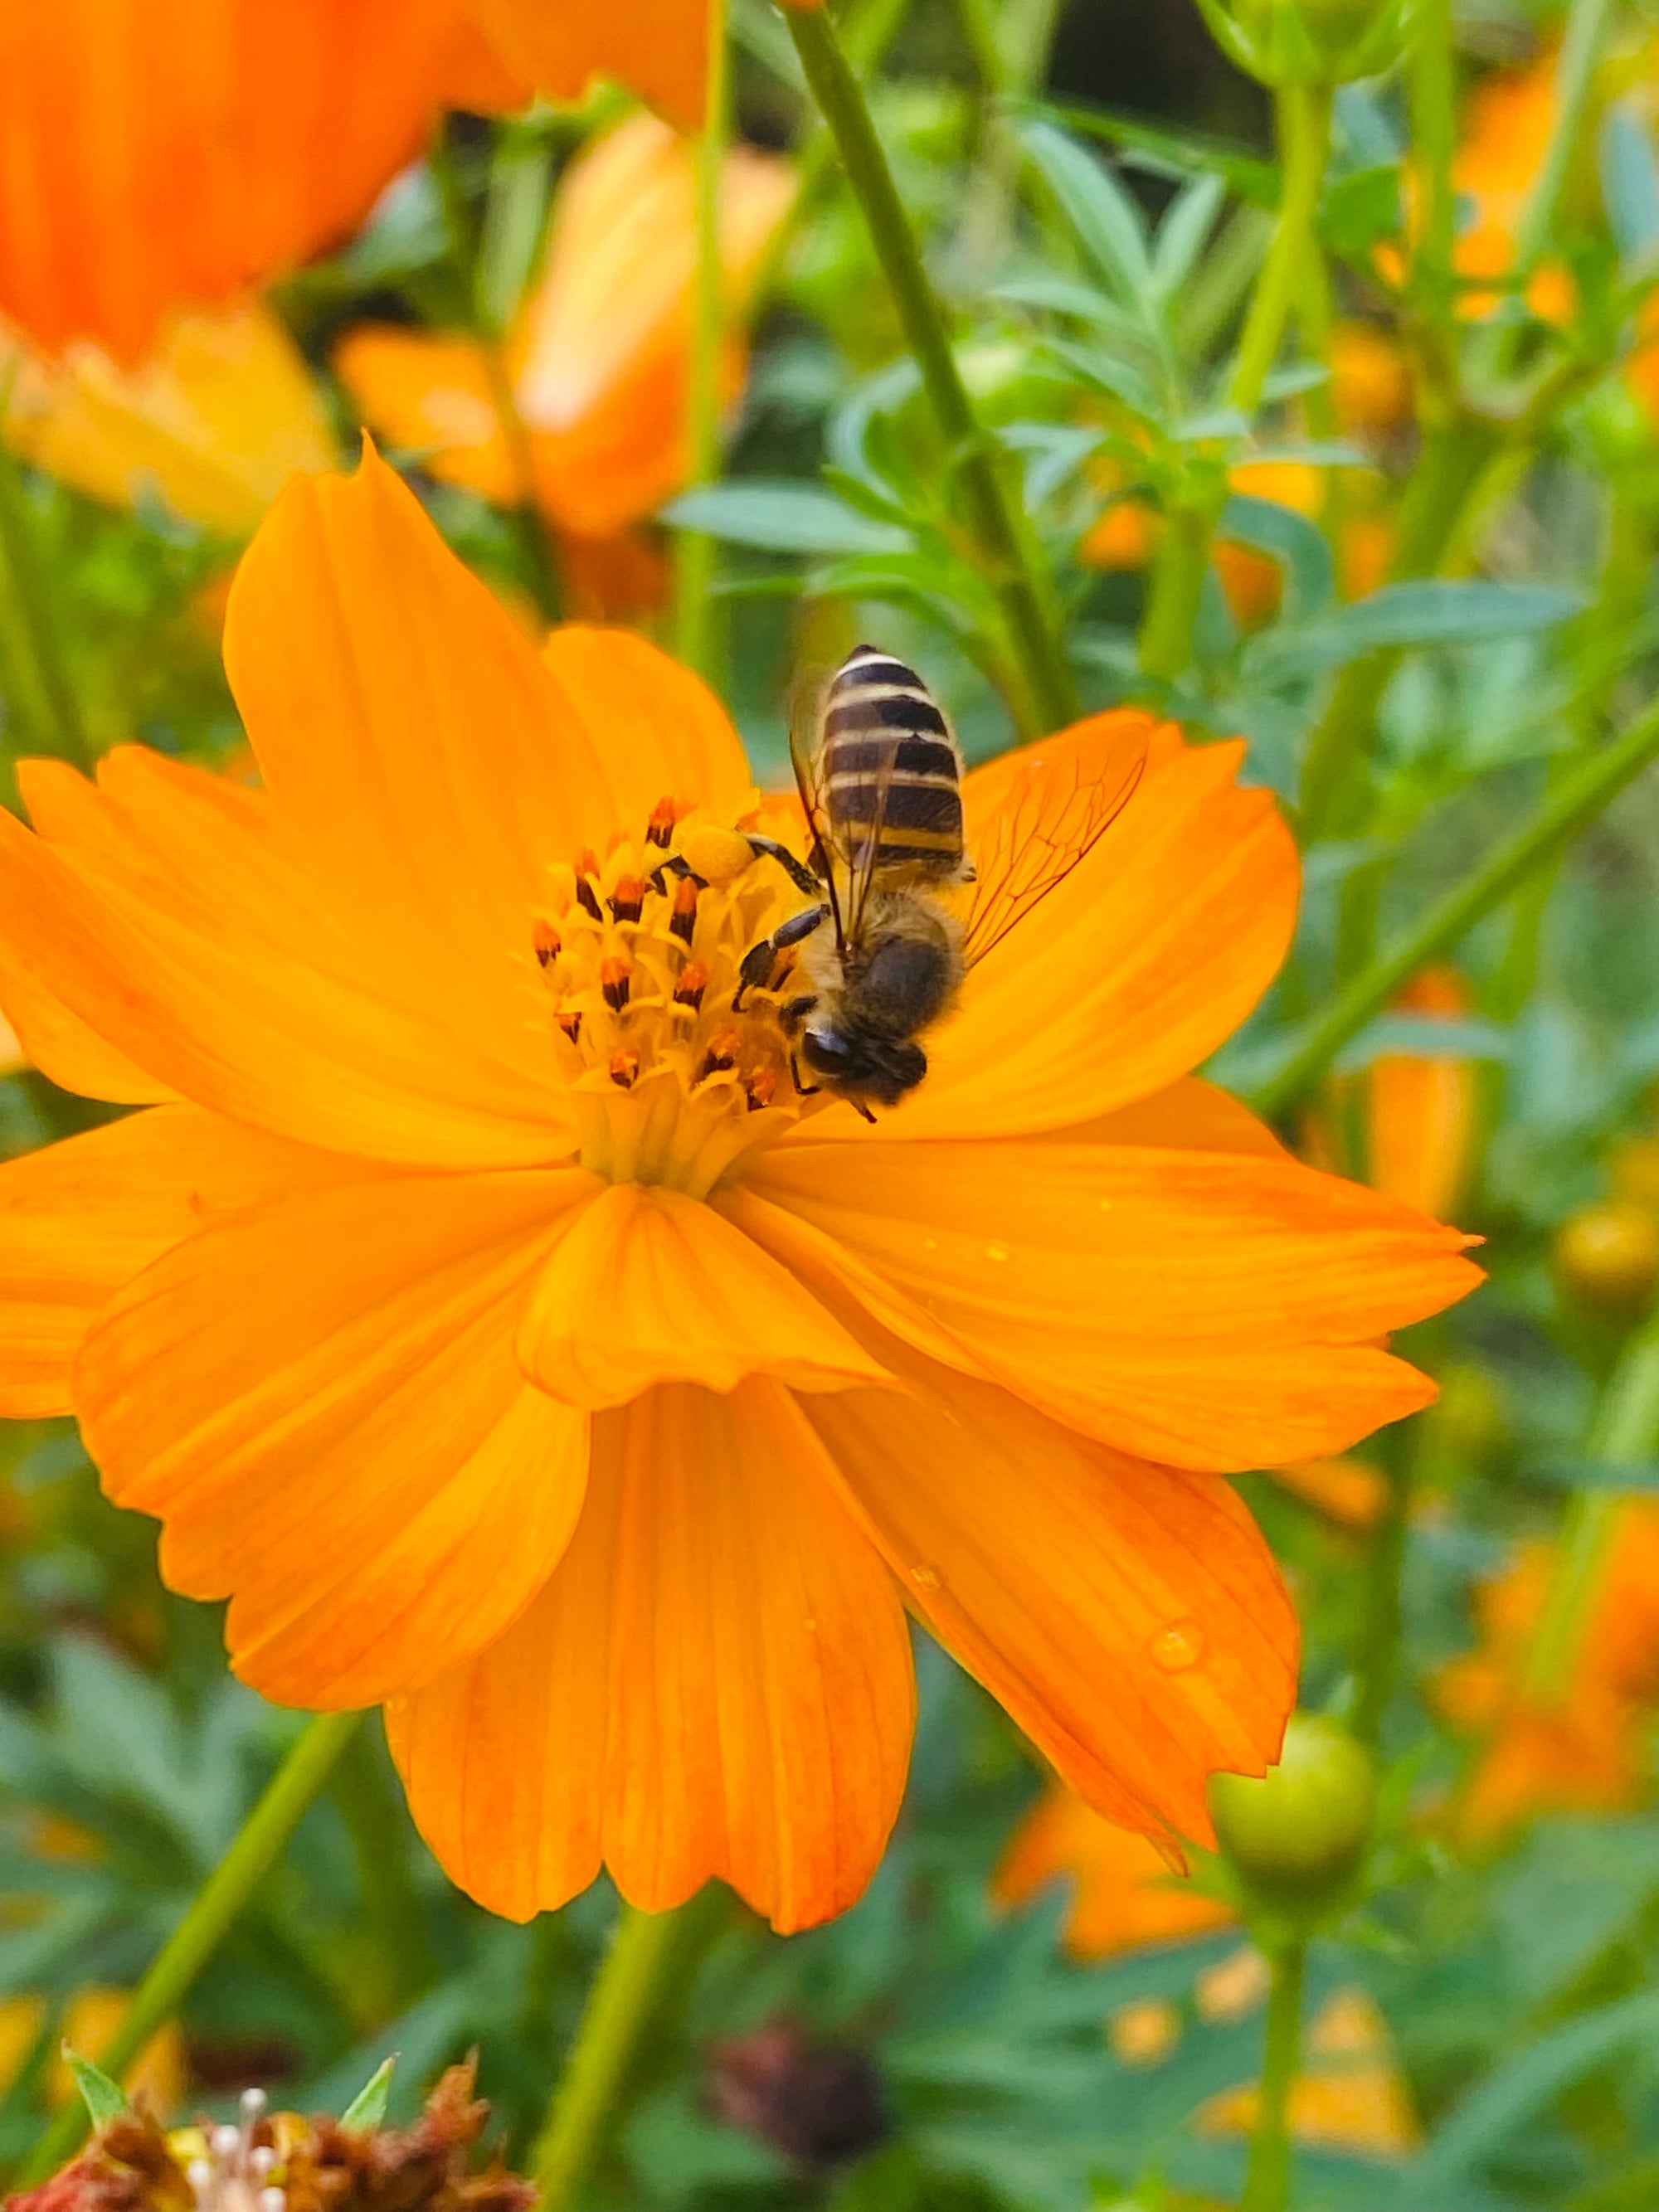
[911,1564,941,1589]
[984,1239,1011,1262]
[1147,1616,1206,1672]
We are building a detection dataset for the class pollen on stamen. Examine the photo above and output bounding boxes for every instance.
[573,848,603,920]
[669,874,698,942]
[646,795,680,848]
[533,919,560,967]
[601,956,633,1012]
[609,1047,640,1088]
[557,1007,583,1043]
[610,874,646,924]
[745,1067,778,1112]
[674,961,708,1012]
[698,1026,742,1083]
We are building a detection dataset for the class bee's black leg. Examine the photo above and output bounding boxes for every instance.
[746,834,822,898]
[733,903,830,1010]
[789,1053,822,1098]
[849,1097,878,1124]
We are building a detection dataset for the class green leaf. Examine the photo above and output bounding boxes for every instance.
[1217,492,1335,621]
[1151,172,1226,301]
[1318,163,1403,260]
[1601,102,1659,271]
[659,483,910,556]
[62,2047,128,2128]
[1259,580,1584,678]
[1408,1992,1659,2189]
[1018,121,1151,307]
[339,2054,397,2133]
[1020,97,1279,207]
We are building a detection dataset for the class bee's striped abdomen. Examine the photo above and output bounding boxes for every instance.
[821,644,965,875]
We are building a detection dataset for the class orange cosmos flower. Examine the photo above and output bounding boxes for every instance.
[1368,966,1477,1223]
[1199,1988,1419,2156]
[0,450,1478,1931]
[993,1783,1237,1960]
[1435,1501,1659,1840]
[0,0,524,362]
[336,114,792,568]
[1,301,337,537]
[0,0,718,362]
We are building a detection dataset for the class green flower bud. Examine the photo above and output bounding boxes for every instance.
[1209,1714,1378,1907]
[1196,0,1408,85]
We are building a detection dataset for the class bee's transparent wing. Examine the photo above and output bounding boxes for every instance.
[787,664,847,950]
[961,718,1150,970]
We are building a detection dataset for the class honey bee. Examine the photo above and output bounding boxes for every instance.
[735,643,1149,1116]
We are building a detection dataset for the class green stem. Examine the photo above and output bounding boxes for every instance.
[1523,1315,1659,1699]
[786,3,1077,738]
[671,0,730,681]
[1239,1939,1306,2212]
[1408,0,1459,382]
[330,1726,435,2012]
[1228,85,1331,420]
[0,411,90,771]
[532,1896,716,2210]
[752,0,916,308]
[1137,81,1332,683]
[1248,687,1659,1120]
[22,1712,360,2182]
[1515,0,1617,273]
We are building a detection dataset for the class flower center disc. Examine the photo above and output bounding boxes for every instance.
[534,805,834,1197]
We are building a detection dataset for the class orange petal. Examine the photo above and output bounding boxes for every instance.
[0,936,173,1104]
[540,625,755,829]
[878,725,1299,1141]
[1039,1074,1292,1159]
[470,0,710,134]
[0,779,568,1168]
[387,1377,914,1930]
[224,449,658,1016]
[800,1347,1297,1852]
[0,0,513,359]
[744,1140,1481,1471]
[517,1181,891,1408]
[75,1165,595,1707]
[0,1104,358,1417]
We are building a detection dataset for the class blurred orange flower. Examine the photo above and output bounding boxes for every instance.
[992,1782,1238,1960]
[1199,1988,1419,2156]
[336,112,792,601]
[1436,1500,1659,1839]
[0,1990,184,2117]
[0,450,1477,1929]
[1330,322,1412,437]
[1081,457,1388,617]
[1,301,337,537]
[1268,1454,1389,1530]
[0,0,721,362]
[469,0,708,135]
[1369,966,1477,1223]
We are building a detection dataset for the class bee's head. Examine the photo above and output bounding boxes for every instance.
[801,1026,927,1107]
